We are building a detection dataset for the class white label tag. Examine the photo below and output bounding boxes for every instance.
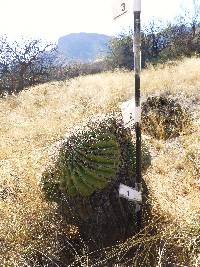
[112,0,129,20]
[121,98,135,128]
[119,183,142,202]
[120,99,141,127]
[135,106,141,123]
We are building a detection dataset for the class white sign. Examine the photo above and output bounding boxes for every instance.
[120,98,141,128]
[112,0,129,20]
[121,98,134,128]
[119,183,142,202]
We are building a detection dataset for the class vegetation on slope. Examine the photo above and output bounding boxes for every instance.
[0,57,199,266]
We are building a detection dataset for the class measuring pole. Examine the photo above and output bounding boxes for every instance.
[133,0,142,229]
[112,0,143,229]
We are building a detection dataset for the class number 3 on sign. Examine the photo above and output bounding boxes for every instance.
[113,0,129,20]
[121,3,126,11]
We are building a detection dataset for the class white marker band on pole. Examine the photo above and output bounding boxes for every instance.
[133,0,141,12]
[119,184,142,202]
[135,106,141,123]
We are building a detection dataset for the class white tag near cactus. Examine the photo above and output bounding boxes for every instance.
[121,98,134,128]
[135,106,141,123]
[119,183,142,202]
[120,99,141,127]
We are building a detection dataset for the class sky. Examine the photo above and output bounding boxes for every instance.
[0,0,191,43]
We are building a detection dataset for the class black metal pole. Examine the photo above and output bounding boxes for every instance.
[134,0,142,230]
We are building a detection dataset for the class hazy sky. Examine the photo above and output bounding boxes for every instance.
[1,0,190,42]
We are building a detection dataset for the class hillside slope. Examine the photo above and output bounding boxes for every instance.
[58,32,111,62]
[0,57,199,266]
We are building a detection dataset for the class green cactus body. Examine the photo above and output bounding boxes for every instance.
[70,173,94,197]
[43,129,120,198]
[75,164,108,189]
[41,113,152,247]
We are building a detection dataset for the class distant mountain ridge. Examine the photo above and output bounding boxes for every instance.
[58,32,112,62]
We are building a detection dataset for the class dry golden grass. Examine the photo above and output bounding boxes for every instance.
[0,57,199,265]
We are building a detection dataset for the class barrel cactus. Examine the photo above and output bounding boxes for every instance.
[141,96,191,140]
[43,130,120,198]
[42,113,151,246]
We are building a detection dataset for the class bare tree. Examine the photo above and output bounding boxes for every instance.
[0,37,57,95]
[7,39,55,92]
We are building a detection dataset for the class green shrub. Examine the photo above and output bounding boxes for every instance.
[142,96,191,140]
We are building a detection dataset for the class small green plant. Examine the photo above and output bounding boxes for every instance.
[142,96,191,140]
[42,130,120,198]
[42,114,151,201]
[41,114,151,246]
